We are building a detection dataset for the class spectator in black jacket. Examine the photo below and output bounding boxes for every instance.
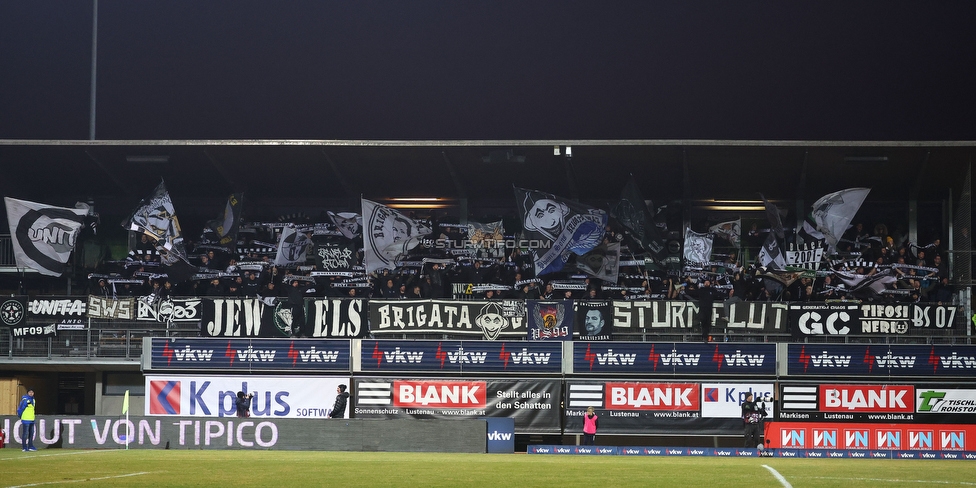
[329,385,349,419]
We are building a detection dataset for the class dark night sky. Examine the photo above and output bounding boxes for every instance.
[1,1,975,141]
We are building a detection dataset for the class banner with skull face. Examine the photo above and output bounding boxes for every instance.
[369,299,526,340]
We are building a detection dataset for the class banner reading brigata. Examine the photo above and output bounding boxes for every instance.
[787,344,976,377]
[368,299,526,339]
[147,338,350,372]
[145,375,349,418]
[572,342,775,375]
[353,378,560,433]
[361,340,561,373]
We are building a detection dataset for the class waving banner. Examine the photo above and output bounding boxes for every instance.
[4,197,87,276]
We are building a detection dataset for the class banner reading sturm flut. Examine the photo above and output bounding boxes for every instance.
[354,377,561,433]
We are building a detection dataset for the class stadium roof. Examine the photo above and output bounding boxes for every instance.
[1,139,972,219]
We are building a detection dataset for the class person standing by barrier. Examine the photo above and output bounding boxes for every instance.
[329,384,349,419]
[17,387,37,452]
[236,391,254,418]
[741,393,765,448]
[582,406,599,445]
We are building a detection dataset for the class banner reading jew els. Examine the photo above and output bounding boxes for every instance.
[354,378,561,433]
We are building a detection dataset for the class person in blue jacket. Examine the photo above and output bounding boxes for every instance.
[17,387,37,452]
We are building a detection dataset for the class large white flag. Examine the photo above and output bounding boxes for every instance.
[274,226,313,266]
[812,188,870,253]
[4,197,87,276]
[683,228,713,265]
[361,199,432,273]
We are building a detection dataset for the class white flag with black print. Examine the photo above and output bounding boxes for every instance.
[812,188,870,253]
[124,181,189,263]
[327,211,362,240]
[361,199,432,273]
[682,228,713,266]
[274,225,313,266]
[4,197,87,276]
[709,219,741,246]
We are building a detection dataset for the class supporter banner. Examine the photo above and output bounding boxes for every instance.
[575,300,613,340]
[791,303,960,338]
[144,375,349,418]
[360,340,561,373]
[368,300,526,339]
[27,296,87,318]
[786,344,976,377]
[136,297,202,323]
[0,296,28,327]
[768,421,976,451]
[200,298,280,337]
[720,302,789,333]
[564,380,741,435]
[302,298,368,338]
[525,300,574,341]
[9,323,57,338]
[789,302,860,338]
[86,295,135,320]
[911,304,959,330]
[147,338,350,372]
[700,383,775,419]
[611,300,698,332]
[354,377,561,433]
[572,342,775,375]
[313,241,357,272]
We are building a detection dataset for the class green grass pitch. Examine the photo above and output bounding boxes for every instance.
[1,450,975,487]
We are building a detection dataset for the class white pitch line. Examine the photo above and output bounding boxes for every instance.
[5,471,150,488]
[807,477,976,486]
[0,450,110,462]
[762,464,794,488]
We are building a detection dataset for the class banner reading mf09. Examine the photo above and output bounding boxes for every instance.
[353,378,561,433]
[145,375,350,419]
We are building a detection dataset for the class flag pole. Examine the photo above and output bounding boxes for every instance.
[122,389,130,450]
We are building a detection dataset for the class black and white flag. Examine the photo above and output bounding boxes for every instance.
[4,197,87,276]
[758,233,786,269]
[327,211,362,240]
[812,188,870,253]
[361,199,432,273]
[683,228,713,266]
[123,181,195,281]
[274,225,313,266]
[200,192,243,252]
[515,188,607,276]
[611,176,666,258]
[709,219,741,246]
[576,242,621,283]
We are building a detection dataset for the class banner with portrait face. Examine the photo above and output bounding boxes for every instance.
[574,300,613,340]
